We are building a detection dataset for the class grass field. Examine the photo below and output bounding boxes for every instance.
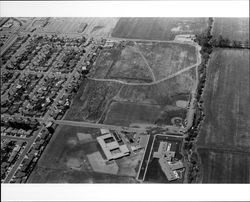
[112,18,208,41]
[155,107,187,126]
[197,48,250,183]
[144,135,183,183]
[103,101,162,127]
[137,42,197,80]
[28,125,138,183]
[212,18,249,42]
[119,68,196,107]
[64,79,122,122]
[90,42,154,83]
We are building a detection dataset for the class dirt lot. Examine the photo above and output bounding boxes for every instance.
[64,79,122,122]
[112,18,208,41]
[137,42,197,80]
[90,43,154,83]
[197,48,250,183]
[212,18,249,42]
[103,101,162,127]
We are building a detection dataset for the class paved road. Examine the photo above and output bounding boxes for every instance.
[54,119,146,133]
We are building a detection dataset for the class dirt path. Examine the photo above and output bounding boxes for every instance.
[88,63,197,86]
[133,41,156,82]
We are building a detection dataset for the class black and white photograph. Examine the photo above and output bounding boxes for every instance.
[1,1,249,202]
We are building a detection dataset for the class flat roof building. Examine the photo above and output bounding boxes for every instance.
[97,132,130,161]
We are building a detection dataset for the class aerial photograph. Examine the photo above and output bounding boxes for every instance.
[0,17,249,184]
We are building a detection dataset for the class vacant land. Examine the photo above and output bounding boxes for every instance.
[137,42,197,80]
[144,135,183,183]
[197,49,250,183]
[119,68,196,107]
[99,69,196,127]
[64,79,122,122]
[103,101,161,127]
[112,18,208,41]
[90,42,154,83]
[212,18,249,42]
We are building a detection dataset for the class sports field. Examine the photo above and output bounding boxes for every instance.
[212,18,249,42]
[112,18,208,41]
[197,48,250,183]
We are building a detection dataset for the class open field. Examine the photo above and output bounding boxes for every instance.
[112,18,208,41]
[137,42,197,80]
[144,135,183,183]
[197,48,250,183]
[64,79,122,122]
[100,69,196,127]
[103,101,161,127]
[90,42,154,83]
[212,18,249,42]
[156,107,187,126]
[198,149,250,183]
[119,68,196,107]
[40,17,118,37]
[28,167,137,183]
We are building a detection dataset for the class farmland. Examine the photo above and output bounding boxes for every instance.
[112,18,208,41]
[212,18,249,42]
[197,48,250,183]
[39,17,118,37]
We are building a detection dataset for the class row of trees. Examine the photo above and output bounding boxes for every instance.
[211,36,249,49]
